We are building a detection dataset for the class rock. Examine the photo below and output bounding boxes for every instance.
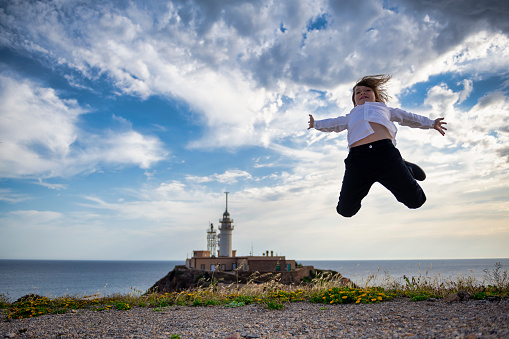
[486,295,501,302]
[444,291,471,303]
[14,294,45,304]
[147,265,346,294]
[457,290,471,301]
[443,294,459,303]
[147,266,242,294]
[5,333,16,338]
[223,332,240,339]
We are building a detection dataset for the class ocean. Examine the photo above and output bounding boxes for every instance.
[300,258,509,287]
[1,258,508,302]
[0,260,181,302]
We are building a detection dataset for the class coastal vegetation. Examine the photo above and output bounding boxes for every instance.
[2,262,507,320]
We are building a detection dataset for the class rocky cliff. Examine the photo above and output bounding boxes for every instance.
[147,265,352,294]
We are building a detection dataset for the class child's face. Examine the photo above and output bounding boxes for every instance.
[354,86,376,106]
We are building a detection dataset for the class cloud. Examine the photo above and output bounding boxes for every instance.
[0,73,83,177]
[35,180,67,190]
[82,130,167,169]
[0,208,180,260]
[186,170,253,184]
[0,189,31,203]
[393,0,509,48]
[1,0,508,152]
[497,146,509,162]
[3,210,64,224]
[424,82,466,114]
[0,73,167,179]
[62,146,509,260]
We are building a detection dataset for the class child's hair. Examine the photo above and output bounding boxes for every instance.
[352,74,392,105]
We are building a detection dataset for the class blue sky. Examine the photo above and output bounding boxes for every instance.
[1,0,508,260]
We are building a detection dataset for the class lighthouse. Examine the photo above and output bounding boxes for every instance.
[185,191,297,273]
[218,192,234,257]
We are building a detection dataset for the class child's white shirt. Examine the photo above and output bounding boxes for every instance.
[313,102,435,148]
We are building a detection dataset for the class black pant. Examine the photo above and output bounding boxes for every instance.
[336,139,426,217]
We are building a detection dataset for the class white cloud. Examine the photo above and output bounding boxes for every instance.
[0,208,185,260]
[83,130,167,169]
[2,0,508,152]
[186,170,253,185]
[35,179,67,190]
[48,151,508,260]
[1,210,64,227]
[0,189,31,203]
[0,73,168,178]
[0,74,83,177]
[458,79,473,104]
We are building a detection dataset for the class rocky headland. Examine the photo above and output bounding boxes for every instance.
[147,265,352,294]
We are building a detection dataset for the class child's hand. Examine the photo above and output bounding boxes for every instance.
[433,118,447,136]
[308,114,314,129]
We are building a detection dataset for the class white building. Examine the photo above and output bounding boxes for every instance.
[218,192,234,257]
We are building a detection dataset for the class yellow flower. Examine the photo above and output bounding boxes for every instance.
[342,296,348,299]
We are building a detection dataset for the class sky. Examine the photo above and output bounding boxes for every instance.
[1,0,508,261]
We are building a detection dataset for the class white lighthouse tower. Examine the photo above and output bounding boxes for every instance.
[218,192,234,257]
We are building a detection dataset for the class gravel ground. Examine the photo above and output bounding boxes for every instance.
[2,299,508,338]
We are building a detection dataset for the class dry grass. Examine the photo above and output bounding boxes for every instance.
[2,263,508,319]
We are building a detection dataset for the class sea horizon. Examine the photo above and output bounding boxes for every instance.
[2,257,507,261]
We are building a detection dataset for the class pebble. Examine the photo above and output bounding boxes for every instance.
[1,299,508,338]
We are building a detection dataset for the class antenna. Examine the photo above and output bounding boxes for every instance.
[225,191,229,212]
[207,222,217,255]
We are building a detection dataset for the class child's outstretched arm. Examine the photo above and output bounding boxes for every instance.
[308,114,314,129]
[307,114,348,132]
[433,118,447,136]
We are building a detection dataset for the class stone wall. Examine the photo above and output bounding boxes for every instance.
[248,259,284,272]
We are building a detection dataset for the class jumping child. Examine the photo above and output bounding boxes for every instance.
[308,74,447,217]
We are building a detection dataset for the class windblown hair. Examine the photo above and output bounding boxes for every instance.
[352,74,392,106]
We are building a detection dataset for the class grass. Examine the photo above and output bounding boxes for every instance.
[2,263,507,319]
